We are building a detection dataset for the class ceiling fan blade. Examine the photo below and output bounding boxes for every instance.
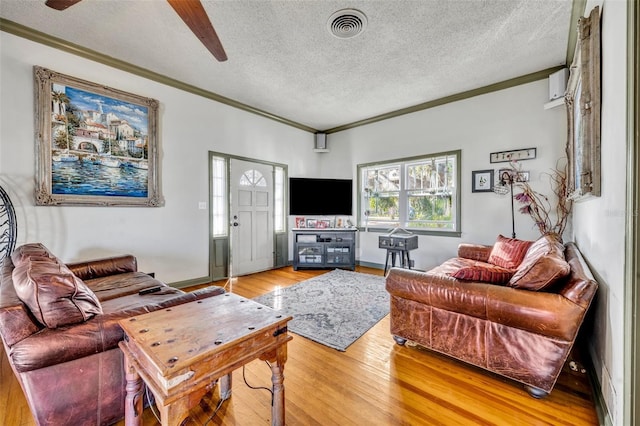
[166,0,228,62]
[45,0,83,11]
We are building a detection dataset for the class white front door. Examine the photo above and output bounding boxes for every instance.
[230,159,274,276]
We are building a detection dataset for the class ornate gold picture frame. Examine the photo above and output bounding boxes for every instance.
[34,66,164,206]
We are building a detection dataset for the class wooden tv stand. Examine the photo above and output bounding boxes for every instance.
[292,228,356,271]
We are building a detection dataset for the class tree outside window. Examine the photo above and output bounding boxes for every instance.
[358,151,460,236]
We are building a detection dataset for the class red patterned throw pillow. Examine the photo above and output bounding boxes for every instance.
[487,235,533,269]
[451,262,514,284]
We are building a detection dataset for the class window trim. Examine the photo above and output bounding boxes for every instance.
[356,149,461,237]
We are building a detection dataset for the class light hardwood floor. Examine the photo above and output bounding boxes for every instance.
[1,266,598,425]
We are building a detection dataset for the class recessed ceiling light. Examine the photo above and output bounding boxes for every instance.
[327,9,368,39]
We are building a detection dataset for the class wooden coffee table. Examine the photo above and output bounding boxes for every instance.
[118,292,292,426]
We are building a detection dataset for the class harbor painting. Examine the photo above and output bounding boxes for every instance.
[34,67,163,206]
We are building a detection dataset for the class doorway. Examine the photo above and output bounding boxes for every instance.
[209,152,287,280]
[229,159,274,276]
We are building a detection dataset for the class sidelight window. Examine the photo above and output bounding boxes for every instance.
[211,156,228,237]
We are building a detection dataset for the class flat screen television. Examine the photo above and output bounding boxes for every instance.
[289,178,352,215]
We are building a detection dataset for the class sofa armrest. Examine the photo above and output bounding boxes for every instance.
[457,243,492,262]
[1,260,42,347]
[8,285,226,373]
[0,304,41,348]
[151,286,226,310]
[485,285,587,342]
[66,255,137,280]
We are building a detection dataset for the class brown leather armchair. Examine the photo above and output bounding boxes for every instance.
[386,238,597,397]
[0,243,225,425]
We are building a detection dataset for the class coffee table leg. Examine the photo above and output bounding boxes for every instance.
[268,345,287,426]
[219,373,232,400]
[123,352,144,426]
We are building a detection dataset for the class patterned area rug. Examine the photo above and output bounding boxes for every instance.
[253,269,389,351]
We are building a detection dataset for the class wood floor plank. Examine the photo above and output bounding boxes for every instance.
[1,266,598,425]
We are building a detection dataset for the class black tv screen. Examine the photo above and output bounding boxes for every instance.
[289,178,352,215]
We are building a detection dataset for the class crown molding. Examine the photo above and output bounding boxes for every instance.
[0,18,318,134]
[1,17,566,136]
[567,0,587,66]
[323,66,566,134]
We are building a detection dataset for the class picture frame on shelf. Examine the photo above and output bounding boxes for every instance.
[33,66,163,207]
[306,219,317,228]
[472,170,494,193]
[317,219,331,229]
[295,217,306,228]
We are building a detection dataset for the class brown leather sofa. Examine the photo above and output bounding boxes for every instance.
[0,243,225,425]
[386,235,597,397]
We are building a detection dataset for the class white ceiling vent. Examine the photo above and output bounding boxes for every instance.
[327,9,368,39]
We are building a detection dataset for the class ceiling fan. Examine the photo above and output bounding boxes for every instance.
[44,0,228,62]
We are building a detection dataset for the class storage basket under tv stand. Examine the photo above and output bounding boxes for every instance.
[293,228,356,271]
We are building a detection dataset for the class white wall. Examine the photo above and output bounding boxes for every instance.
[2,10,627,421]
[323,80,567,270]
[0,32,314,283]
[570,1,628,425]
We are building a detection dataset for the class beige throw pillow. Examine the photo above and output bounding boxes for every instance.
[508,235,570,291]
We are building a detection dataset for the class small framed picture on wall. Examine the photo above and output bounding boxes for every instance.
[472,170,494,193]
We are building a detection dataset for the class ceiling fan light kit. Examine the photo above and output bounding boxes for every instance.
[327,9,368,39]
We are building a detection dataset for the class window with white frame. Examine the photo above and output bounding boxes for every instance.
[274,166,285,233]
[358,150,460,235]
[211,156,228,237]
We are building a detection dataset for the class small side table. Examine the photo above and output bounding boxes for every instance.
[379,232,418,275]
[383,249,413,275]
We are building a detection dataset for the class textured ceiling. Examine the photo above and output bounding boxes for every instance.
[0,0,573,131]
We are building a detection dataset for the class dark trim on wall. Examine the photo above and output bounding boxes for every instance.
[208,151,289,280]
[2,18,566,137]
[170,276,214,289]
[579,256,612,425]
[324,66,565,134]
[356,260,384,270]
[0,18,318,134]
[584,348,612,426]
[567,0,588,66]
[625,1,639,425]
[356,149,463,238]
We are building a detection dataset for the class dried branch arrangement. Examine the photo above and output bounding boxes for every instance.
[507,160,573,238]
